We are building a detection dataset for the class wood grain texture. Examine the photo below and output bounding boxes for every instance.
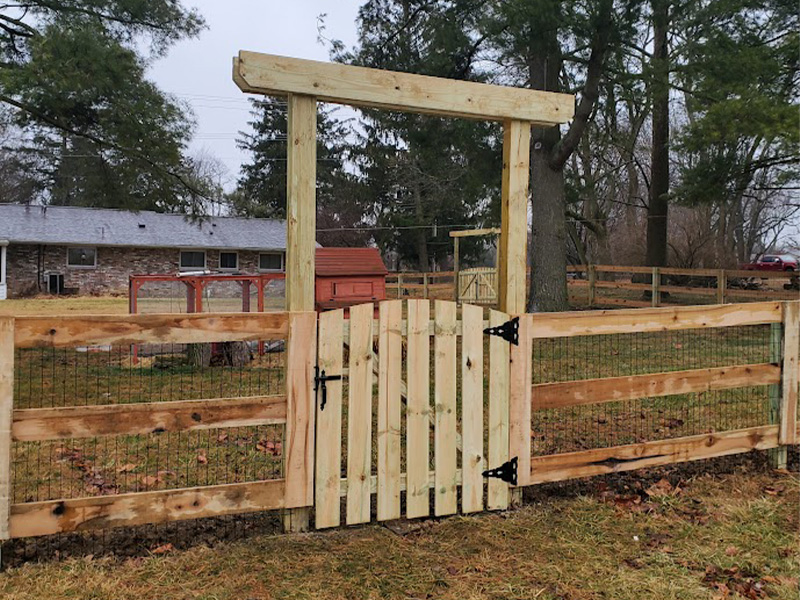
[12,396,287,442]
[780,301,799,445]
[529,302,782,339]
[530,426,781,485]
[314,309,344,529]
[434,301,457,516]
[487,310,510,510]
[509,314,532,487]
[498,120,531,314]
[235,52,574,124]
[15,313,289,348]
[346,303,374,525]
[532,363,781,410]
[460,303,484,513]
[284,311,316,509]
[0,318,13,540]
[377,300,402,521]
[9,479,285,538]
[405,300,431,519]
[285,94,317,312]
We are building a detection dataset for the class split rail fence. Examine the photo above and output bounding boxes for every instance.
[388,265,800,307]
[0,300,798,552]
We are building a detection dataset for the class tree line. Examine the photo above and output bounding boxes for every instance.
[0,0,797,311]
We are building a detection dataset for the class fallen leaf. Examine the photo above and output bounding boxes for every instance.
[725,546,739,557]
[217,433,229,443]
[140,475,160,487]
[116,463,138,474]
[197,451,208,465]
[152,543,174,555]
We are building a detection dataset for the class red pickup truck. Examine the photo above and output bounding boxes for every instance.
[740,254,798,272]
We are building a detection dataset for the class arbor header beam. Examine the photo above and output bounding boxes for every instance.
[234,52,574,125]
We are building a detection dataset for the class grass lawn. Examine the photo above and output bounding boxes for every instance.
[0,296,128,316]
[1,465,797,600]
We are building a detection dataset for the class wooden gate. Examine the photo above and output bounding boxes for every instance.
[458,268,498,305]
[313,299,514,528]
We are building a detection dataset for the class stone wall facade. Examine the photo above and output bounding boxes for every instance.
[6,243,284,298]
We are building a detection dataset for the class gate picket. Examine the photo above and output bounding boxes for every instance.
[487,309,511,510]
[406,300,431,519]
[377,300,402,521]
[434,301,458,516]
[315,309,343,529]
[461,303,484,513]
[346,303,374,525]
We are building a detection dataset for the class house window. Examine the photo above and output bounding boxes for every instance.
[219,251,238,271]
[67,247,97,268]
[259,252,284,272]
[180,250,206,270]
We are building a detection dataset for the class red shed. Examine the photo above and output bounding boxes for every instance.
[315,247,388,311]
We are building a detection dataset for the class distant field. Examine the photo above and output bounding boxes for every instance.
[0,296,129,316]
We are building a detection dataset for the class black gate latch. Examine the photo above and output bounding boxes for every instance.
[482,457,518,486]
[483,316,519,346]
[314,366,342,411]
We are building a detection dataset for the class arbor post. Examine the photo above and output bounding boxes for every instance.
[283,93,317,532]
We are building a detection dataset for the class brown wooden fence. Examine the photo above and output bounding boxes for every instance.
[388,265,800,307]
[1,300,798,552]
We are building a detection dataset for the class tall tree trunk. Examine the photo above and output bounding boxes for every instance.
[528,48,569,312]
[645,0,670,268]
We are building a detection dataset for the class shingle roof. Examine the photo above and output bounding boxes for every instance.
[0,205,288,251]
[316,247,388,276]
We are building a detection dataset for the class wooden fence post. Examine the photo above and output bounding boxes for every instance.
[651,267,660,307]
[778,301,799,452]
[0,317,14,564]
[588,265,597,307]
[717,269,726,305]
[769,321,785,469]
[397,273,402,299]
[423,273,429,299]
[453,237,460,302]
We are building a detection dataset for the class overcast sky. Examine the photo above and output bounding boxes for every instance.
[147,1,363,189]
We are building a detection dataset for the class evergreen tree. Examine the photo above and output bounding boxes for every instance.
[0,1,205,211]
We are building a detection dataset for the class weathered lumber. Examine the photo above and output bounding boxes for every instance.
[498,120,530,314]
[377,300,402,521]
[529,426,781,484]
[530,302,782,339]
[15,312,289,348]
[9,479,285,538]
[532,363,781,410]
[487,310,510,510]
[0,318,13,542]
[405,300,431,519]
[284,312,316,510]
[314,309,344,529]
[434,301,458,516]
[12,396,287,441]
[234,53,574,125]
[779,301,799,445]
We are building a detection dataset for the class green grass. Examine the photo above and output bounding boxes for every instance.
[1,468,797,600]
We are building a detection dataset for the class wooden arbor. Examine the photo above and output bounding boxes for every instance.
[233,52,574,315]
[233,52,574,529]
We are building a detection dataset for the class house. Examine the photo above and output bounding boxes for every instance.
[0,205,289,299]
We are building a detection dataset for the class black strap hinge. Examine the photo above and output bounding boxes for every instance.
[314,366,342,411]
[482,457,518,486]
[483,316,519,346]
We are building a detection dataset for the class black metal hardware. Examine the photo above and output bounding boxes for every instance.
[482,457,518,486]
[314,366,342,411]
[483,316,519,346]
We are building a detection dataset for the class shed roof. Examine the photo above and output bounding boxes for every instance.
[0,204,288,251]
[316,247,388,277]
